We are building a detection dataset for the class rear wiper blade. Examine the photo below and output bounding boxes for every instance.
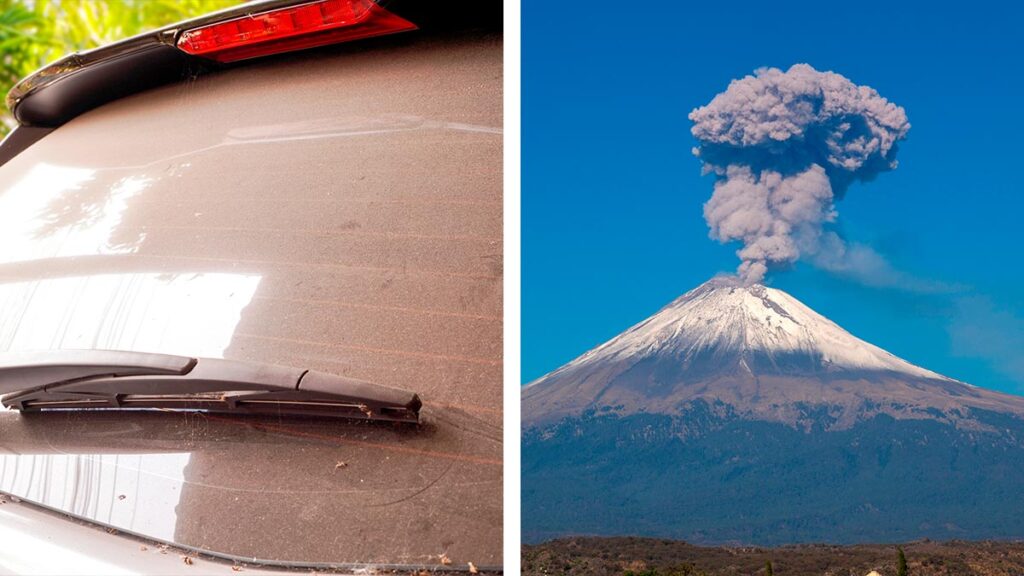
[0,350,421,423]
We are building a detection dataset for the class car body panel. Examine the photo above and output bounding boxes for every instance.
[0,500,288,576]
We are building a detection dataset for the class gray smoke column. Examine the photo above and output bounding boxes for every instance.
[689,64,910,283]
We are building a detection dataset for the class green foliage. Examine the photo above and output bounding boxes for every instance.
[0,3,42,96]
[765,560,773,576]
[0,0,239,134]
[897,546,908,576]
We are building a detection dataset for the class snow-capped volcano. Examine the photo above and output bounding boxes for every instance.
[556,276,944,379]
[523,277,1024,545]
[523,277,1024,427]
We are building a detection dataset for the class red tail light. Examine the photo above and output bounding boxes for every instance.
[176,0,417,63]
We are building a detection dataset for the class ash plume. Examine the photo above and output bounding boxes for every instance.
[690,64,910,283]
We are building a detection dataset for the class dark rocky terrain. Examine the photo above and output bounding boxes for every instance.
[523,536,1024,576]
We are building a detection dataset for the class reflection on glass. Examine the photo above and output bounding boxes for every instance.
[0,163,155,264]
[0,272,261,358]
[224,113,503,145]
[0,452,190,541]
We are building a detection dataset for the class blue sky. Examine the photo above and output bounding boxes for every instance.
[522,0,1024,394]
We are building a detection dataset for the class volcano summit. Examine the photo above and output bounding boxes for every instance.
[522,278,1024,545]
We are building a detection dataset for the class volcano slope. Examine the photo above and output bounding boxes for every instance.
[522,278,1024,545]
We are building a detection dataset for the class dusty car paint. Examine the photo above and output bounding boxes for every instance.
[0,31,501,569]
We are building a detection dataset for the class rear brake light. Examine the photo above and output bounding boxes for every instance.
[176,0,417,63]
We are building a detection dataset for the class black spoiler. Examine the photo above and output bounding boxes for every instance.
[0,0,500,165]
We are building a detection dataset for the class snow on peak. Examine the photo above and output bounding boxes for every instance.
[562,276,949,380]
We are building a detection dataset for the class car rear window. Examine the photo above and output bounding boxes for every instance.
[0,30,502,569]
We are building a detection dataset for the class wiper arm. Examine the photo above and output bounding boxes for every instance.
[0,350,421,423]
